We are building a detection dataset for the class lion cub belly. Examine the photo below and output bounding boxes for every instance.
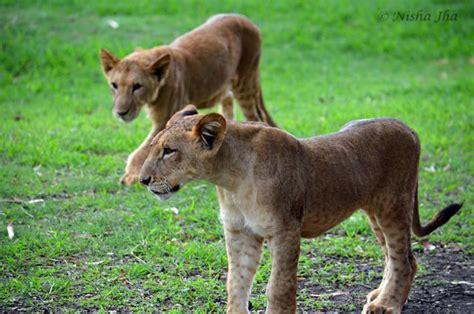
[301,206,358,238]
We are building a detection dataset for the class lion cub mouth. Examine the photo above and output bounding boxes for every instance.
[149,185,181,200]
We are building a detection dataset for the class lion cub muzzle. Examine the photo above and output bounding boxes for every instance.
[139,175,181,201]
[113,96,139,122]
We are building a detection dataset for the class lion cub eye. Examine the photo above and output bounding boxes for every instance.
[132,83,142,92]
[111,82,118,90]
[162,147,177,159]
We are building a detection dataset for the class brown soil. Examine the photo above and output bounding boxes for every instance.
[295,246,473,313]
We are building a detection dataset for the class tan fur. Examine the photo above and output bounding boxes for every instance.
[139,106,461,313]
[99,14,277,185]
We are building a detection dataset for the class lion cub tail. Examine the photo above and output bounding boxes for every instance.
[412,184,463,237]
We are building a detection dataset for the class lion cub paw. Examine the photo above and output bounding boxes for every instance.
[366,288,381,303]
[362,301,401,314]
[120,173,139,186]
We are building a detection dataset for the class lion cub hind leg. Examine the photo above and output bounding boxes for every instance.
[232,70,277,127]
[365,213,389,303]
[224,227,263,314]
[363,200,416,314]
[220,91,235,120]
[232,75,260,122]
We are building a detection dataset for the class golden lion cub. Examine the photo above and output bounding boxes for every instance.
[99,14,277,185]
[139,106,462,313]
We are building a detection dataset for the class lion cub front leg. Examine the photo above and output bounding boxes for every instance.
[120,127,161,185]
[224,227,263,314]
[266,231,301,314]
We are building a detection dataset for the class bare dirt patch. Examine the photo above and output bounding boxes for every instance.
[296,246,473,313]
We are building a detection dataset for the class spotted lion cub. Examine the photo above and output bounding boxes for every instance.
[139,105,462,313]
[99,14,277,185]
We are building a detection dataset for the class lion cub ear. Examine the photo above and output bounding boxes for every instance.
[99,48,120,75]
[192,113,227,150]
[179,104,198,117]
[167,105,199,126]
[147,53,171,81]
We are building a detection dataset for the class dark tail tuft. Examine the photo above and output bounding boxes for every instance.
[437,202,463,222]
[412,198,463,237]
[412,184,463,237]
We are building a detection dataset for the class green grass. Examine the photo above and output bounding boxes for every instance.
[0,0,472,311]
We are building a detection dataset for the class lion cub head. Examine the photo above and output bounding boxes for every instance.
[139,105,227,200]
[99,47,171,122]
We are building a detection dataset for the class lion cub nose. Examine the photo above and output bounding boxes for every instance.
[139,176,151,186]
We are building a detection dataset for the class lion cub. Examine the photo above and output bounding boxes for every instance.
[139,106,461,313]
[99,14,277,185]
